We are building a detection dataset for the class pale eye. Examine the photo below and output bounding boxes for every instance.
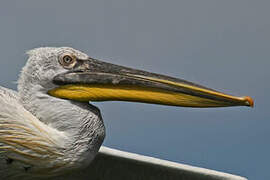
[59,53,76,67]
[63,55,73,64]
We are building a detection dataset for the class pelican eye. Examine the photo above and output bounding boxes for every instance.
[59,53,76,68]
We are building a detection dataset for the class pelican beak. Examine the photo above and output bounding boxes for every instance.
[48,57,254,108]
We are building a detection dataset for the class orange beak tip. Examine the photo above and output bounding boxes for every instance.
[243,96,254,108]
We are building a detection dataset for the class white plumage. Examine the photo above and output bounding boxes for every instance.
[0,47,251,180]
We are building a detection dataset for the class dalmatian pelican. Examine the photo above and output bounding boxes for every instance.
[0,47,253,180]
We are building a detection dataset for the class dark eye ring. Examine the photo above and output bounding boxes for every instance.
[59,53,76,67]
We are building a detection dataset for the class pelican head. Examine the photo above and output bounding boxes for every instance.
[9,47,253,178]
[19,47,253,108]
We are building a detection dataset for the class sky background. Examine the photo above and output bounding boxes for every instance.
[0,1,269,180]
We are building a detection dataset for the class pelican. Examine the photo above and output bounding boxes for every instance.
[0,47,253,180]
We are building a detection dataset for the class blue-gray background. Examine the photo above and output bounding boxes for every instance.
[0,1,268,180]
